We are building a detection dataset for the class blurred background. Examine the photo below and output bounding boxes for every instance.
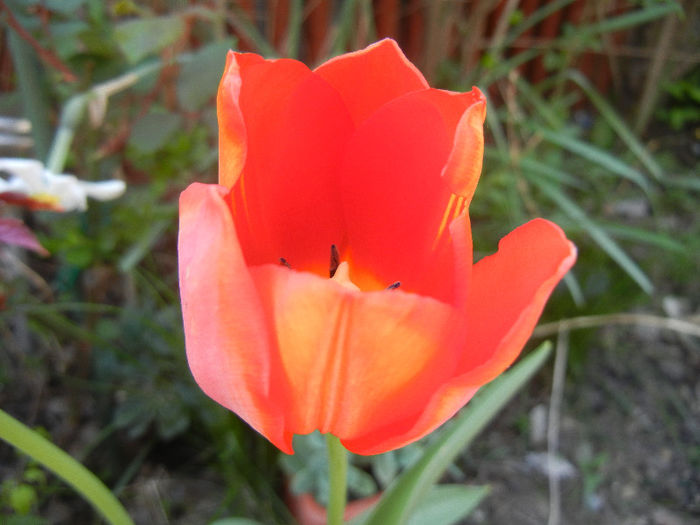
[0,1,698,524]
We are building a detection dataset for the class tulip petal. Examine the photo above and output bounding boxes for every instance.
[342,381,480,456]
[339,90,473,302]
[458,218,577,385]
[344,219,575,454]
[440,89,486,204]
[315,39,428,125]
[222,54,355,273]
[217,51,265,189]
[248,264,463,453]
[179,183,292,452]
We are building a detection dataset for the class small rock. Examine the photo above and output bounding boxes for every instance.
[652,507,686,525]
[524,452,577,480]
[662,295,690,318]
[529,404,547,446]
[610,198,649,219]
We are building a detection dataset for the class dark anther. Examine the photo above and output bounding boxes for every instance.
[329,244,340,278]
[279,258,291,269]
[387,281,401,290]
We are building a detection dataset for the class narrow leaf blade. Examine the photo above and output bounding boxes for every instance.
[359,342,552,525]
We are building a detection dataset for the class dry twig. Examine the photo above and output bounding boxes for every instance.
[534,313,700,339]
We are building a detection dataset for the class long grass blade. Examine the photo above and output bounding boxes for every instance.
[579,2,681,37]
[0,409,134,525]
[530,177,654,293]
[530,125,651,193]
[358,342,552,525]
[566,70,664,180]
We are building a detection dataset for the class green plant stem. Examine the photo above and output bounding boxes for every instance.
[0,408,134,525]
[326,433,348,525]
[45,61,161,174]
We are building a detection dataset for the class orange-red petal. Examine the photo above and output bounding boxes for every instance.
[338,89,476,301]
[440,89,486,204]
[222,54,355,274]
[248,264,464,454]
[343,218,575,454]
[458,218,577,385]
[178,183,292,452]
[217,51,265,189]
[315,39,428,125]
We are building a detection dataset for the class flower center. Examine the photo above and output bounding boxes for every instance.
[280,245,401,291]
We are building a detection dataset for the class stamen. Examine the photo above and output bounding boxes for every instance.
[329,244,340,278]
[432,194,467,251]
[279,258,291,268]
[432,194,457,250]
[386,281,401,290]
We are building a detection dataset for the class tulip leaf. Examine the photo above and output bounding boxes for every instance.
[358,341,552,525]
[406,485,490,525]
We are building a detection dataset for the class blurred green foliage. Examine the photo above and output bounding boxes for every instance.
[0,0,696,523]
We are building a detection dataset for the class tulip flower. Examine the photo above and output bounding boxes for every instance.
[179,39,576,455]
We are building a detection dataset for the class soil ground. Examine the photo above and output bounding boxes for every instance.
[461,320,700,525]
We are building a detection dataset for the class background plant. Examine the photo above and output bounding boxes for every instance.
[0,0,697,523]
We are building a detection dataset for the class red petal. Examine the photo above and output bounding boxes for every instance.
[178,183,292,452]
[315,39,428,125]
[458,219,577,385]
[0,217,48,255]
[249,264,463,453]
[345,219,575,454]
[217,51,265,189]
[222,54,355,273]
[439,88,486,204]
[338,90,457,301]
[342,380,480,455]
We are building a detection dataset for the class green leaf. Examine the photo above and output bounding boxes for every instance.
[227,4,277,57]
[406,485,490,525]
[663,175,700,191]
[531,125,651,193]
[358,342,552,525]
[118,218,170,272]
[601,222,684,253]
[530,177,654,293]
[348,465,379,498]
[128,112,183,153]
[517,155,587,189]
[45,0,86,15]
[115,15,186,63]
[579,2,681,37]
[177,40,234,111]
[565,70,663,180]
[502,0,576,50]
[0,409,134,525]
[373,451,399,488]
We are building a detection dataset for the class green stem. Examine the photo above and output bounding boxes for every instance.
[326,433,348,525]
[0,408,134,525]
[46,61,162,174]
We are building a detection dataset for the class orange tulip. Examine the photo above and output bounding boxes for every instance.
[179,39,576,455]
